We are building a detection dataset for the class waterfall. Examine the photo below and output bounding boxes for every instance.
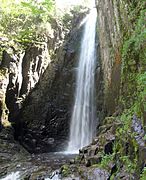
[67,8,97,152]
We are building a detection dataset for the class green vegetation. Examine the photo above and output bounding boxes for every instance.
[141,167,146,180]
[99,154,114,169]
[0,1,87,44]
[61,165,71,177]
[0,0,55,44]
[0,0,88,61]
[112,0,146,176]
[120,0,146,118]
[91,153,114,169]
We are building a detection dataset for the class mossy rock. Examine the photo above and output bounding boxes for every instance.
[61,165,71,177]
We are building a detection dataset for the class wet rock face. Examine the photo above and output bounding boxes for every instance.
[0,49,17,127]
[78,120,117,167]
[4,52,24,123]
[59,116,145,179]
[0,69,9,128]
[1,44,50,124]
[0,127,28,176]
[12,13,87,153]
[132,115,146,169]
[86,168,110,180]
[20,44,50,96]
[58,119,118,179]
[0,126,77,179]
[96,0,124,115]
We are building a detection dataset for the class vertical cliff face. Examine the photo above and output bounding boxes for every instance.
[0,22,59,126]
[0,34,58,128]
[0,68,9,128]
[0,46,24,128]
[96,0,145,120]
[5,44,51,123]
[20,44,49,96]
[95,0,124,115]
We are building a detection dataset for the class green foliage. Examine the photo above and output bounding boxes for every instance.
[95,113,139,176]
[122,9,146,60]
[0,0,88,48]
[119,156,137,173]
[135,72,146,114]
[113,108,141,175]
[21,0,54,22]
[100,154,114,169]
[143,134,146,141]
[91,153,114,171]
[61,165,71,177]
[120,1,146,123]
[0,0,55,44]
[61,12,73,30]
[0,67,8,77]
[60,5,88,30]
[141,167,146,180]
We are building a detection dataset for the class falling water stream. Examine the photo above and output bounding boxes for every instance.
[67,8,97,152]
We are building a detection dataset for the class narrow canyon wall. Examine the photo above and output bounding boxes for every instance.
[96,0,126,115]
[96,0,145,120]
[0,19,66,147]
[0,22,60,128]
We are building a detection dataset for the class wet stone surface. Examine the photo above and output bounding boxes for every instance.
[0,152,77,179]
[0,127,77,179]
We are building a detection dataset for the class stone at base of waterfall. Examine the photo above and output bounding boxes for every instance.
[85,155,102,167]
[84,168,110,180]
[79,144,99,156]
[44,137,55,144]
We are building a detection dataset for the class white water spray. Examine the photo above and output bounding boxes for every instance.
[1,172,20,180]
[67,8,97,152]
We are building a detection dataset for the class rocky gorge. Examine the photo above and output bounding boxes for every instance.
[0,0,146,179]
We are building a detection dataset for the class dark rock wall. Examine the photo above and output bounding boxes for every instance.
[0,48,24,127]
[0,18,72,150]
[20,44,49,96]
[13,14,89,153]
[96,0,145,118]
[5,44,50,123]
[0,68,9,128]
[96,0,124,115]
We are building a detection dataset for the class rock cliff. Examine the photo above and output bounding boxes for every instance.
[0,9,91,153]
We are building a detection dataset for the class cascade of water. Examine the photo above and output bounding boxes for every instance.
[67,8,97,152]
